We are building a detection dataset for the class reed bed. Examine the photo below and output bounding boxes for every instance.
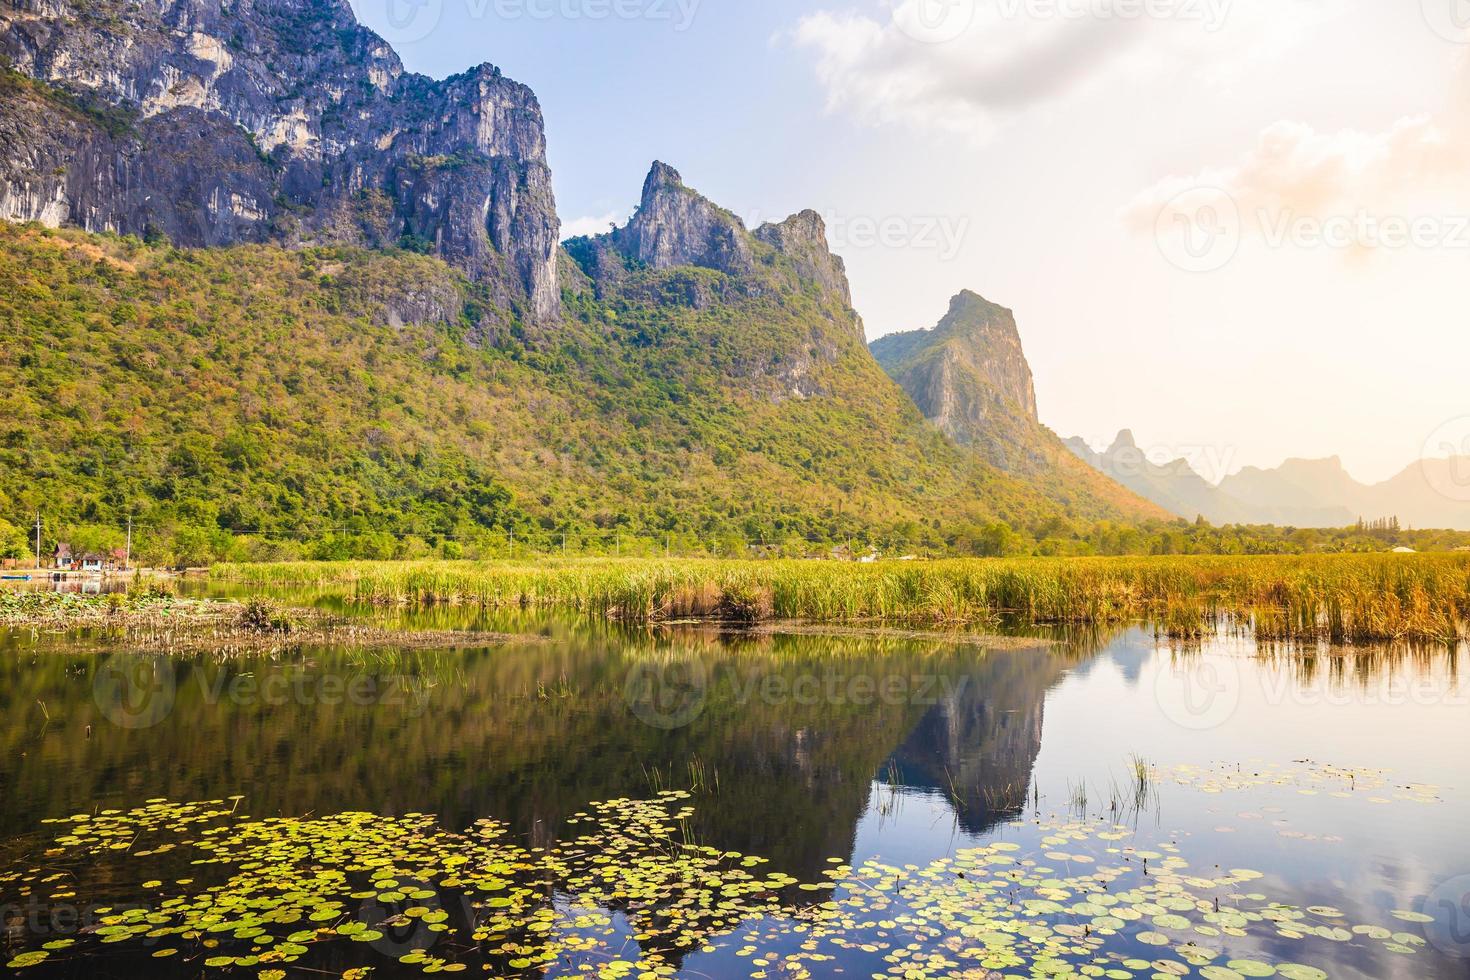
[0,590,520,653]
[210,554,1470,644]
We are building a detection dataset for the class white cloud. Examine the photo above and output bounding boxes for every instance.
[1125,60,1470,249]
[560,211,626,240]
[785,0,1276,138]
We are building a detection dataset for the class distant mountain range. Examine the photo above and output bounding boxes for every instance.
[1066,431,1470,530]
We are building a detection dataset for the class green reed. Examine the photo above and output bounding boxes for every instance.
[211,553,1470,644]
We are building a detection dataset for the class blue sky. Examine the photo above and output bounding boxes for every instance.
[355,0,842,234]
[349,0,1470,487]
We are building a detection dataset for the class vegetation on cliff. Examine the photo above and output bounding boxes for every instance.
[0,224,1169,564]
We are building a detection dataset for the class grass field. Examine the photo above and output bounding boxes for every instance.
[211,554,1470,644]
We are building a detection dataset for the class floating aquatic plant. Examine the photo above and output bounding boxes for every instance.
[0,791,1436,978]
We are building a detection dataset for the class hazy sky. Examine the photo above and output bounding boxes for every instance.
[349,0,1470,484]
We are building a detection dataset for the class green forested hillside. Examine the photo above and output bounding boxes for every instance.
[0,224,1162,563]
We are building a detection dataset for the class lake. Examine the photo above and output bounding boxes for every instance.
[1,601,1467,978]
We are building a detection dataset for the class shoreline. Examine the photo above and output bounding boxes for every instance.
[0,591,530,654]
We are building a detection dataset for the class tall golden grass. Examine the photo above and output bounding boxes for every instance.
[211,554,1470,644]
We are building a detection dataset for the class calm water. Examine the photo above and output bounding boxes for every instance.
[1,605,1468,978]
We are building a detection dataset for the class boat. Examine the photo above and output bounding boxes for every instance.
[1,575,32,581]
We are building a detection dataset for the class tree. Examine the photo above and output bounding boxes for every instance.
[0,518,28,559]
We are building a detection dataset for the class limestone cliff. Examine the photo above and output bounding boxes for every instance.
[564,161,866,347]
[870,290,1041,470]
[0,0,559,320]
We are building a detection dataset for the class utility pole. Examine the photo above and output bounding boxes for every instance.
[34,513,41,570]
[125,516,133,572]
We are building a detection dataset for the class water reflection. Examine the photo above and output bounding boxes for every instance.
[1,619,1468,977]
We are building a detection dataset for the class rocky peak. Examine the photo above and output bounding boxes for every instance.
[1109,430,1138,453]
[0,0,560,321]
[754,210,850,297]
[565,163,864,335]
[870,290,1039,426]
[609,161,753,275]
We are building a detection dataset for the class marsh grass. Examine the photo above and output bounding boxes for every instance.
[211,554,1470,644]
[0,589,524,654]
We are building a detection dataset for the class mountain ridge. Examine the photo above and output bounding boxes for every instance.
[0,0,560,320]
[0,0,1175,561]
[1068,431,1470,530]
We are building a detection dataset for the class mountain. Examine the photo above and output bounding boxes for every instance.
[1068,433,1470,530]
[0,0,558,321]
[1064,431,1252,525]
[1217,458,1360,527]
[0,0,1171,562]
[0,189,1157,562]
[870,291,1167,517]
[869,291,1037,467]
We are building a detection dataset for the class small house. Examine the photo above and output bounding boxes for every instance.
[79,552,105,572]
[53,543,74,570]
